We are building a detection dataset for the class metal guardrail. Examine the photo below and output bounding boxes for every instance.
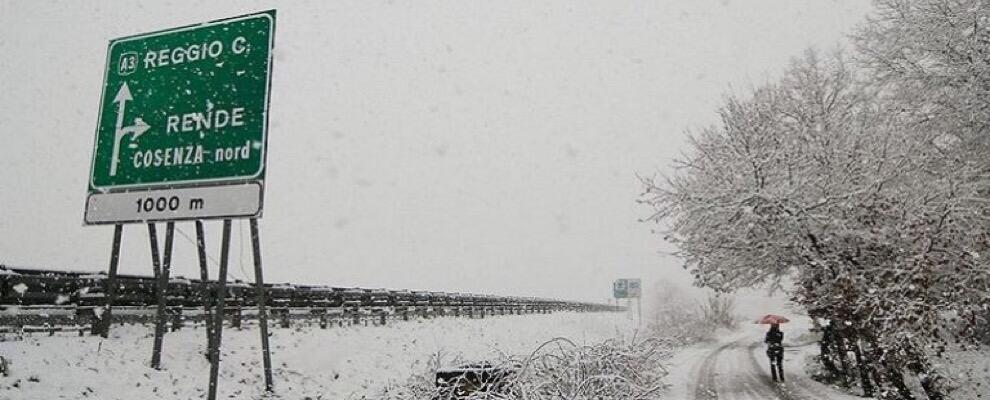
[0,265,624,334]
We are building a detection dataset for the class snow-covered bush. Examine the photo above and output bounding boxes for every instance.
[380,335,676,400]
[645,281,736,344]
[698,294,736,330]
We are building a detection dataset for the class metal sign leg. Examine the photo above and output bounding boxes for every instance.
[147,223,162,280]
[195,220,214,358]
[250,218,275,392]
[151,222,175,369]
[99,224,123,338]
[208,220,232,400]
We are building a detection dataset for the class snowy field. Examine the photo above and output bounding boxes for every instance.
[0,312,636,399]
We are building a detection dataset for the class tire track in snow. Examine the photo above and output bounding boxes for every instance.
[694,341,734,399]
[743,341,797,400]
[693,338,793,400]
[742,341,834,400]
[723,339,781,400]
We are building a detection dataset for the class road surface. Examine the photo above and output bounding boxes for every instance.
[666,333,864,400]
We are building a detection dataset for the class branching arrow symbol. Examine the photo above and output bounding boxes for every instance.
[109,82,151,177]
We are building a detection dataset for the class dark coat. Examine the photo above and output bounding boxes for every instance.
[765,328,783,345]
[765,328,784,357]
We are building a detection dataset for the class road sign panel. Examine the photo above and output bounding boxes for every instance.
[613,278,641,299]
[626,279,641,298]
[613,279,628,299]
[85,182,262,224]
[85,11,275,224]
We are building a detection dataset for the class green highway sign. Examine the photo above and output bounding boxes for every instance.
[613,278,641,299]
[85,11,275,224]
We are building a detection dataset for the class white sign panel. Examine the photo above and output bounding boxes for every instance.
[85,183,262,224]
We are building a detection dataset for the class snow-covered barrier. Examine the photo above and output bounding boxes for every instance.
[0,265,623,334]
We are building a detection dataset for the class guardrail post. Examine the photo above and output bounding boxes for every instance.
[171,307,183,331]
[231,305,242,329]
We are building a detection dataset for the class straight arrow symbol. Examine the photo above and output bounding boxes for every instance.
[109,82,150,177]
[113,82,133,132]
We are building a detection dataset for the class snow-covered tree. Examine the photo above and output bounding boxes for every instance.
[643,41,990,398]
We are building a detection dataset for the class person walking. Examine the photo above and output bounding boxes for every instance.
[765,323,785,382]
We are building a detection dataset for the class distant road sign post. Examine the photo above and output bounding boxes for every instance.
[84,11,276,400]
[613,278,642,322]
[85,11,273,224]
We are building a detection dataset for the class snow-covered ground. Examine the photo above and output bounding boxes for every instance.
[5,308,984,400]
[939,346,990,400]
[663,316,864,400]
[662,315,990,400]
[0,312,636,399]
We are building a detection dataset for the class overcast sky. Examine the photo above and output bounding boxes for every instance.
[0,1,873,302]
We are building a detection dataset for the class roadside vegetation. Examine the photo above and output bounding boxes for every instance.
[380,335,675,400]
[380,286,737,400]
[642,1,990,399]
[645,280,737,344]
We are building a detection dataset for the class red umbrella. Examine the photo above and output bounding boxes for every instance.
[754,314,790,324]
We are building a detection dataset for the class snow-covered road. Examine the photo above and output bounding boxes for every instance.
[664,322,865,400]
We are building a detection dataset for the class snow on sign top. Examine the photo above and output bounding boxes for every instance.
[88,10,275,192]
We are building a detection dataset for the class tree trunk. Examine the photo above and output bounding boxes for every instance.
[851,339,875,397]
[905,343,946,400]
[883,366,916,400]
[917,372,944,400]
[820,339,841,377]
[832,325,852,388]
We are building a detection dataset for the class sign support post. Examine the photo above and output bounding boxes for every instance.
[98,224,123,337]
[195,220,214,357]
[250,218,274,391]
[151,222,175,369]
[208,220,232,400]
[148,224,162,279]
[637,296,642,325]
[145,223,162,366]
